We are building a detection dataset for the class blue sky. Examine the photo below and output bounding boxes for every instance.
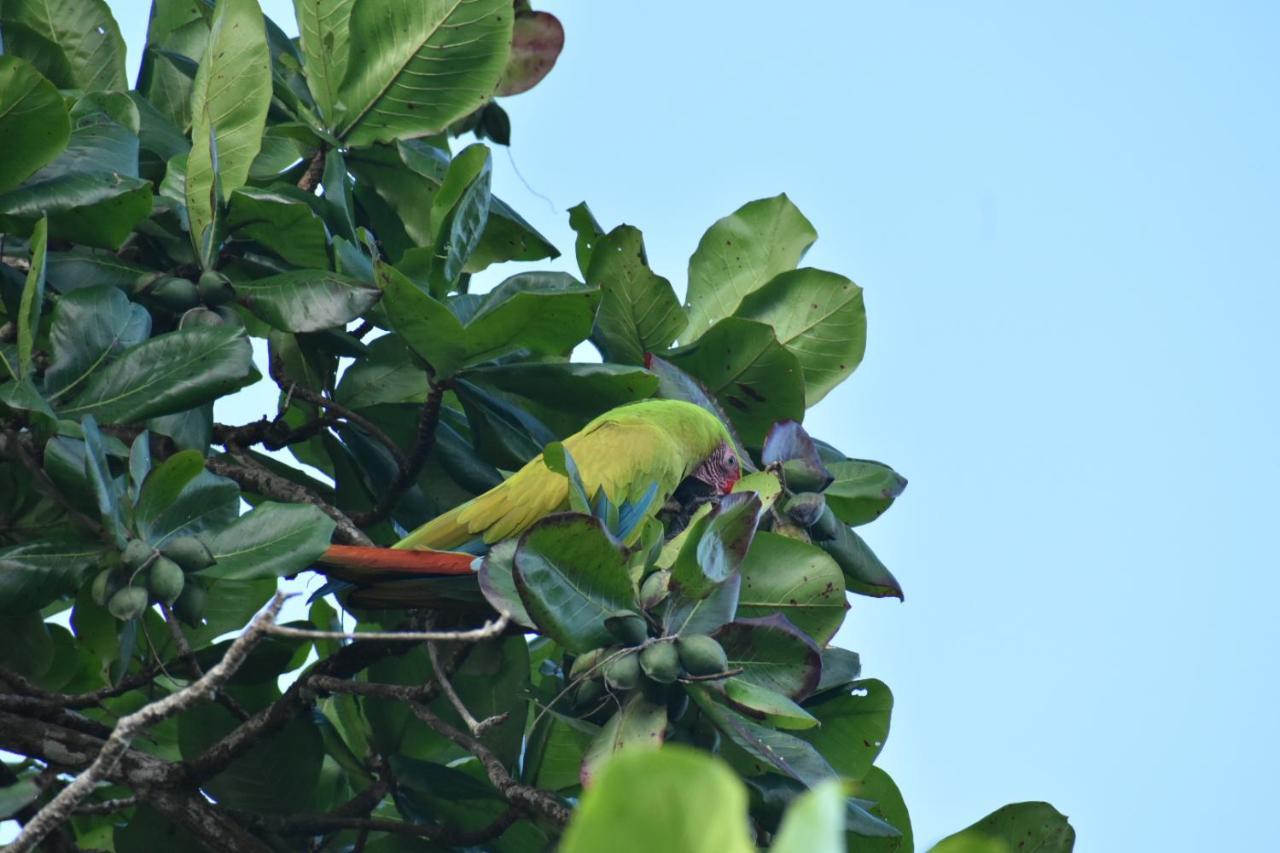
[105,1,1280,848]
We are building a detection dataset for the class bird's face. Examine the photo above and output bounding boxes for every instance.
[692,441,741,494]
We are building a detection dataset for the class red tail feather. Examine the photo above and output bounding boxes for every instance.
[318,545,476,577]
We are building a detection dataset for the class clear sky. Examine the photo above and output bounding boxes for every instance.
[105,1,1280,849]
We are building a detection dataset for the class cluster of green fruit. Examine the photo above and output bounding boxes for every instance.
[134,270,237,324]
[91,536,215,625]
[569,587,730,710]
[772,462,878,588]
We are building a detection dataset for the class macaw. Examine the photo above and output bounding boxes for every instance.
[317,399,742,607]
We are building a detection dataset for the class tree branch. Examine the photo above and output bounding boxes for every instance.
[265,614,508,644]
[352,380,445,527]
[6,593,288,853]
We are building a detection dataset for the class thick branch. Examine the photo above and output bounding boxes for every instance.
[0,664,160,710]
[7,593,287,853]
[265,614,508,644]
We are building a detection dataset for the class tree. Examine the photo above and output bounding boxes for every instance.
[0,1,1073,851]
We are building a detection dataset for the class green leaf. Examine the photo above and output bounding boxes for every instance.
[80,415,127,547]
[197,503,334,580]
[714,615,822,700]
[736,532,847,645]
[57,324,259,424]
[466,195,559,273]
[476,539,534,627]
[16,215,47,379]
[580,692,668,787]
[666,317,805,446]
[930,802,1076,853]
[186,0,272,263]
[136,0,210,129]
[461,272,601,365]
[562,746,755,853]
[293,0,355,124]
[44,285,151,402]
[825,459,908,526]
[462,361,658,436]
[0,778,41,820]
[771,779,847,853]
[587,225,686,365]
[334,334,427,409]
[848,767,914,852]
[135,453,240,543]
[0,0,127,92]
[0,56,71,193]
[543,442,591,514]
[336,0,512,147]
[526,710,598,792]
[799,679,893,782]
[567,201,604,277]
[811,513,904,600]
[428,142,491,294]
[723,678,820,730]
[513,514,635,654]
[0,539,105,618]
[670,492,761,601]
[45,248,148,293]
[455,377,556,469]
[376,260,467,376]
[236,270,380,333]
[226,187,331,268]
[684,194,817,342]
[735,268,867,406]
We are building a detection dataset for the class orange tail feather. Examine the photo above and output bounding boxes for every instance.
[318,545,477,578]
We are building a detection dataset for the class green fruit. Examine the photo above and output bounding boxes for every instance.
[147,556,186,604]
[172,580,208,627]
[132,272,163,294]
[160,536,215,571]
[179,307,225,328]
[677,635,728,676]
[574,678,606,709]
[151,276,199,311]
[781,459,833,493]
[569,647,610,681]
[603,651,641,691]
[90,569,115,606]
[605,610,648,646]
[197,270,235,305]
[107,586,150,621]
[784,492,827,528]
[121,539,154,569]
[639,641,680,684]
[808,505,843,542]
[639,570,670,609]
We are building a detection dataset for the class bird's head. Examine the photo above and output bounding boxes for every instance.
[691,441,742,494]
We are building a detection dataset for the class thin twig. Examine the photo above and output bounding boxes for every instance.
[0,665,161,710]
[160,603,250,722]
[265,614,508,644]
[73,795,137,815]
[7,593,288,853]
[428,640,502,736]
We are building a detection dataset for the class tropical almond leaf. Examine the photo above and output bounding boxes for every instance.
[294,0,355,124]
[799,679,894,783]
[337,0,513,147]
[684,194,817,343]
[186,0,272,262]
[930,802,1075,853]
[824,459,909,526]
[202,502,337,580]
[0,539,106,619]
[0,0,128,92]
[497,9,564,96]
[587,225,686,365]
[713,614,822,700]
[236,270,381,333]
[43,285,151,402]
[0,57,71,193]
[736,532,847,646]
[579,692,668,788]
[225,187,331,269]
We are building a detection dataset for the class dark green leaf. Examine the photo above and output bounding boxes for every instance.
[814,647,863,698]
[336,0,512,146]
[762,419,832,490]
[201,502,336,580]
[665,317,805,446]
[135,453,240,543]
[45,249,148,293]
[226,187,330,269]
[567,201,604,277]
[466,195,558,272]
[587,225,685,365]
[669,492,761,602]
[684,194,816,342]
[80,415,127,546]
[430,143,491,293]
[0,539,105,618]
[16,215,47,379]
[476,539,534,628]
[931,802,1075,853]
[0,56,70,192]
[0,0,127,92]
[513,515,635,654]
[376,260,467,376]
[526,710,598,792]
[825,459,908,526]
[0,779,41,820]
[811,514,904,600]
[44,285,151,401]
[735,268,866,406]
[186,0,272,261]
[136,0,210,128]
[57,325,259,424]
[454,377,556,469]
[462,272,601,366]
[736,532,847,645]
[799,680,893,782]
[714,615,822,700]
[294,0,354,124]
[334,334,428,409]
[462,361,657,436]
[236,269,380,333]
[579,692,668,787]
[722,678,820,730]
[848,767,914,852]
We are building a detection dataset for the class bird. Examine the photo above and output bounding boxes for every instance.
[315,399,742,607]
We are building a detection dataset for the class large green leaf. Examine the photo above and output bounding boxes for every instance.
[684,194,816,343]
[930,802,1076,853]
[336,0,512,147]
[0,56,70,193]
[136,0,211,130]
[579,692,668,787]
[462,361,657,436]
[236,270,380,333]
[0,0,127,92]
[562,747,755,853]
[226,187,331,268]
[461,272,600,365]
[186,0,272,263]
[333,334,427,408]
[57,324,259,424]
[16,215,47,379]
[669,492,761,601]
[771,779,847,853]
[587,225,686,365]
[43,285,151,402]
[526,711,598,792]
[45,249,148,294]
[825,459,908,526]
[293,0,354,124]
[666,317,805,446]
[799,680,893,782]
[513,515,635,654]
[735,268,866,406]
[0,539,105,619]
[201,502,336,580]
[848,767,914,853]
[736,532,847,645]
[811,512,904,600]
[135,452,240,543]
[426,142,491,294]
[376,261,467,376]
[714,615,822,700]
[466,195,559,272]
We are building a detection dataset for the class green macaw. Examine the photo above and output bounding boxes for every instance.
[318,399,742,607]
